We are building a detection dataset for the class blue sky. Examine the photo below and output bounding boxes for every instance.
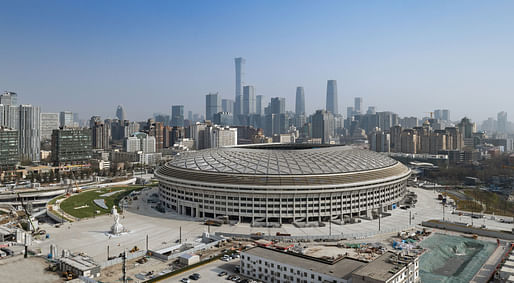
[1,1,513,122]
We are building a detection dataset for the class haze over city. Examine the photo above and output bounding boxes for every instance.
[1,0,513,121]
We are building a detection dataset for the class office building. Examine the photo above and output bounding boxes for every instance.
[265,98,287,136]
[51,128,92,166]
[354,97,363,114]
[40,112,60,141]
[295,87,305,115]
[221,99,234,114]
[311,110,334,144]
[19,105,41,162]
[213,112,233,126]
[0,91,17,106]
[234,57,245,117]
[256,95,265,115]
[171,105,185,127]
[0,104,18,129]
[366,106,376,115]
[498,111,508,134]
[442,109,450,121]
[326,80,338,115]
[115,105,126,121]
[205,92,221,121]
[243,85,256,115]
[59,111,74,128]
[0,128,19,169]
[347,107,354,118]
[270,97,285,114]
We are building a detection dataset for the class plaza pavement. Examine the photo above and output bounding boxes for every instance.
[33,186,514,263]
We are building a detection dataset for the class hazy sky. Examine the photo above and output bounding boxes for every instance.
[1,1,513,122]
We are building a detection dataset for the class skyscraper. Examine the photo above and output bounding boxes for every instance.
[116,105,126,121]
[442,109,450,121]
[59,111,74,128]
[312,110,334,144]
[256,95,265,115]
[354,97,362,114]
[222,99,234,114]
[19,105,41,162]
[40,113,60,141]
[270,97,285,114]
[326,80,338,115]
[243,85,256,115]
[0,91,17,106]
[171,105,185,127]
[205,92,221,121]
[498,111,507,134]
[295,87,305,115]
[234,57,245,117]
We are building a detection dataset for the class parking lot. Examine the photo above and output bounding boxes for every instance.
[161,256,254,283]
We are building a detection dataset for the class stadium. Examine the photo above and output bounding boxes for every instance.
[155,144,411,224]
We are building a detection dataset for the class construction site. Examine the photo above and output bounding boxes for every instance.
[0,181,512,282]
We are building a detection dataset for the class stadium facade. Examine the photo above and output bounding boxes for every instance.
[155,144,410,224]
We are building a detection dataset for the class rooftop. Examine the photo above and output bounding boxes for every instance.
[167,145,397,175]
[60,255,100,271]
[243,246,366,280]
[351,251,416,281]
[157,145,410,186]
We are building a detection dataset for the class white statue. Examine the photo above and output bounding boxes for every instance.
[110,206,124,235]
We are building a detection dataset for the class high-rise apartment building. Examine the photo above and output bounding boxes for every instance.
[211,126,237,148]
[243,85,256,115]
[91,120,111,149]
[40,113,60,141]
[124,132,156,153]
[326,80,338,115]
[205,92,221,122]
[59,111,74,128]
[295,87,305,115]
[19,105,41,162]
[234,57,245,117]
[171,105,185,127]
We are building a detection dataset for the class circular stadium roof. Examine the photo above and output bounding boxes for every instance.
[157,145,410,187]
[168,145,397,175]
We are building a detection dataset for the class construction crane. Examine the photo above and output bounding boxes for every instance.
[17,193,36,232]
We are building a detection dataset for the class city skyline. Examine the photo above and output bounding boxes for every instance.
[1,1,514,121]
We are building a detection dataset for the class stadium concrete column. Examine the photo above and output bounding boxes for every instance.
[318,194,322,222]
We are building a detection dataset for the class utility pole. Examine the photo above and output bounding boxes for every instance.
[179,226,182,244]
[122,250,127,283]
[409,211,412,226]
[146,234,149,251]
[378,214,381,231]
[107,245,110,260]
[329,218,332,236]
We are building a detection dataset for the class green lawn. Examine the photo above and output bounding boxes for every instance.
[60,186,144,219]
